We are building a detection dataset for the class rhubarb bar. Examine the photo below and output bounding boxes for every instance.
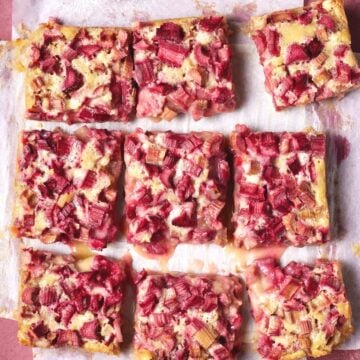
[12,127,122,250]
[245,258,353,359]
[133,16,235,120]
[249,0,360,110]
[134,270,243,359]
[21,18,135,122]
[18,249,126,354]
[124,129,229,254]
[230,125,329,249]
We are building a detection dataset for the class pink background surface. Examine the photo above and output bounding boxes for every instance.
[0,0,360,359]
[0,0,31,358]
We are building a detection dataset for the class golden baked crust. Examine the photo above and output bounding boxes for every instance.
[134,349,155,360]
[11,126,122,250]
[124,129,229,255]
[134,270,243,359]
[248,0,360,110]
[16,18,136,123]
[245,258,353,360]
[230,124,329,249]
[17,248,126,354]
[133,16,235,121]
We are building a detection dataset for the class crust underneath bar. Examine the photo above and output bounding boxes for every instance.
[18,19,136,123]
[124,129,229,255]
[245,258,353,359]
[133,16,236,121]
[17,249,126,354]
[248,0,360,110]
[12,126,122,250]
[230,124,329,249]
[134,271,243,359]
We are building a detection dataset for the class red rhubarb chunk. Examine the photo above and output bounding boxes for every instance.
[298,11,313,25]
[80,320,101,340]
[198,16,223,32]
[194,44,211,67]
[135,59,155,86]
[81,170,97,188]
[158,41,188,67]
[171,202,196,227]
[285,44,309,65]
[155,22,185,43]
[63,66,84,93]
[39,286,57,305]
[307,38,324,58]
[319,14,336,32]
[22,287,40,305]
[267,29,280,57]
[77,44,102,58]
[58,303,76,326]
[252,31,267,56]
[40,56,60,74]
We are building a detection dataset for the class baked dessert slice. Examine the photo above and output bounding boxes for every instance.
[124,129,229,255]
[17,18,135,122]
[133,16,235,121]
[12,127,122,250]
[245,258,353,359]
[18,248,127,354]
[230,125,329,249]
[134,270,243,359]
[248,0,360,110]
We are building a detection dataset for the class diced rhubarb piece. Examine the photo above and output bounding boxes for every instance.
[77,44,101,58]
[124,129,229,254]
[12,127,122,250]
[134,59,155,86]
[40,55,60,74]
[133,16,235,120]
[198,16,224,31]
[145,145,167,166]
[158,41,188,67]
[134,271,243,359]
[231,125,329,249]
[137,87,166,118]
[80,320,100,340]
[252,31,267,58]
[30,322,50,339]
[249,0,360,110]
[285,44,309,65]
[155,22,185,43]
[307,38,324,58]
[22,20,135,122]
[318,14,336,32]
[39,286,58,305]
[18,248,127,354]
[81,170,97,188]
[246,258,353,360]
[266,29,280,57]
[171,202,196,227]
[58,303,76,326]
[22,286,39,305]
[194,44,211,67]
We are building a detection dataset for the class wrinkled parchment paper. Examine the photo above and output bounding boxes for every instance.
[0,0,359,358]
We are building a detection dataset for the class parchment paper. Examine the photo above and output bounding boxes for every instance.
[0,0,359,359]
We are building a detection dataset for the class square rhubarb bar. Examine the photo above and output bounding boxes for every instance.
[230,125,329,249]
[249,0,360,110]
[18,249,127,354]
[20,18,136,122]
[134,270,243,359]
[245,258,353,359]
[12,127,122,250]
[124,129,229,255]
[133,16,235,120]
